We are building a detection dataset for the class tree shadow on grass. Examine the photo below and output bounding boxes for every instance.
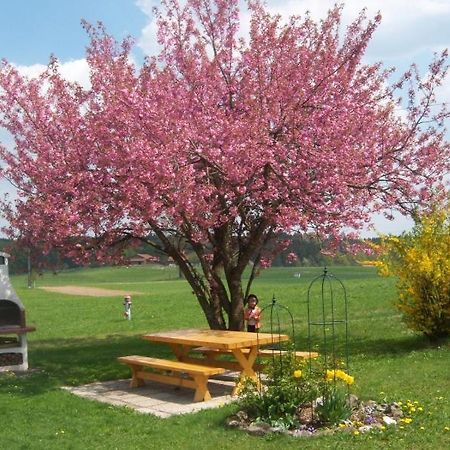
[326,334,448,359]
[0,334,175,397]
[4,333,447,398]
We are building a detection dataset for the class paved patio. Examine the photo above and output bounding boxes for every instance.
[63,374,237,418]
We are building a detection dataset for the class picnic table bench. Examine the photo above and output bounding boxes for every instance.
[118,355,226,402]
[192,346,319,359]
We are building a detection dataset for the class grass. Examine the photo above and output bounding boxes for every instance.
[1,265,449,449]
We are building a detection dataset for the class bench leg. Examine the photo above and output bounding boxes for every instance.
[192,374,211,402]
[129,364,145,388]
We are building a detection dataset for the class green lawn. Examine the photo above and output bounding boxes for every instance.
[1,265,449,449]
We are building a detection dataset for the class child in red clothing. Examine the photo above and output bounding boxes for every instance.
[244,294,261,332]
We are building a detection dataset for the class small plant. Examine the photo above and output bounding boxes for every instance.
[315,372,353,425]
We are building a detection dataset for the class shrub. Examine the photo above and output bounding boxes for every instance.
[375,207,450,339]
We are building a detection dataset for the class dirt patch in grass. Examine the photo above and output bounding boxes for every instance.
[39,286,142,297]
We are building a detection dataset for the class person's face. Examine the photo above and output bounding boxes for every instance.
[248,298,257,308]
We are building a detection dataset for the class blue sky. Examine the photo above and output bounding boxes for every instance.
[0,0,146,64]
[1,0,450,236]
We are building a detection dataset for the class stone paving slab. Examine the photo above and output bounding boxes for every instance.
[63,375,237,418]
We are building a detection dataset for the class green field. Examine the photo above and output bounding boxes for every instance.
[2,265,449,449]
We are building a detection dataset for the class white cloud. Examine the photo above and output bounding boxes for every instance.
[436,70,450,105]
[13,58,91,89]
[137,10,160,56]
[57,59,91,88]
[362,211,415,238]
[13,63,47,79]
[135,0,158,17]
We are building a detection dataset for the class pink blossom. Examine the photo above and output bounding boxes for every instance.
[286,252,298,264]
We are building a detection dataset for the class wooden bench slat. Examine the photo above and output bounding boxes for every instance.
[136,371,198,390]
[118,355,226,375]
[192,347,319,359]
[258,349,319,358]
[118,355,227,402]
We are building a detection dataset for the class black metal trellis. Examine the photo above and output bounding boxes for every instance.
[260,294,296,344]
[306,267,349,375]
[255,294,296,380]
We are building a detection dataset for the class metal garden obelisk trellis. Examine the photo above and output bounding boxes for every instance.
[306,267,349,375]
[260,294,296,344]
[254,295,296,381]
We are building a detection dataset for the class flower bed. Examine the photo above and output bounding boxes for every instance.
[229,351,430,438]
[227,397,428,438]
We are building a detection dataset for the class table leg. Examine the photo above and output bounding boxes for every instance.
[129,364,145,388]
[231,347,260,395]
[192,374,212,402]
[168,344,191,361]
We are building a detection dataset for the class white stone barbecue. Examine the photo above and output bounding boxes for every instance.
[0,252,36,371]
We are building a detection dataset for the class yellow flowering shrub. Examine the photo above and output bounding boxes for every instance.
[376,207,450,339]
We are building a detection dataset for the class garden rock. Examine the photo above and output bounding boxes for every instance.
[225,410,250,428]
[383,416,397,426]
[246,422,273,436]
[296,403,315,424]
[346,393,359,409]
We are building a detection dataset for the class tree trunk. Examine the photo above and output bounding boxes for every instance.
[228,299,244,330]
[228,273,245,330]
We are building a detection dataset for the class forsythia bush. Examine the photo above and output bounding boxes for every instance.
[375,208,450,339]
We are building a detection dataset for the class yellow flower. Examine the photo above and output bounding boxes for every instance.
[344,375,355,385]
[325,369,335,381]
[293,370,302,378]
[234,380,246,395]
[353,431,360,436]
[401,418,413,424]
[443,426,449,431]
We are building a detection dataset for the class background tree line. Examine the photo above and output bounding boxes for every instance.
[1,234,378,275]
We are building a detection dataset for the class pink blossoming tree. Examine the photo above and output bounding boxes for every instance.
[1,0,449,329]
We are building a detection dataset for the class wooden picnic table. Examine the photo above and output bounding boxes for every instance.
[142,328,290,393]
